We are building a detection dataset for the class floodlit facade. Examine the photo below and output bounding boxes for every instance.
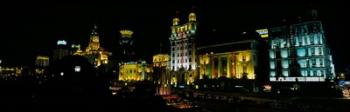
[0,66,23,78]
[197,40,258,80]
[74,25,111,67]
[119,61,152,81]
[169,11,198,86]
[35,55,49,75]
[153,54,170,68]
[268,20,335,82]
[35,56,50,67]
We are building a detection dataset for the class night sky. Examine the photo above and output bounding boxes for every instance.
[0,1,346,72]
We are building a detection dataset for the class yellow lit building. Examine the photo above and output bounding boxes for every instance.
[0,66,23,78]
[74,25,111,67]
[118,61,152,81]
[35,55,49,75]
[35,56,49,67]
[153,54,170,68]
[197,40,258,80]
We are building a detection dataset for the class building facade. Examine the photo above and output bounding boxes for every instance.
[197,40,258,80]
[118,61,152,81]
[169,11,197,86]
[152,54,170,84]
[35,55,50,75]
[268,20,335,82]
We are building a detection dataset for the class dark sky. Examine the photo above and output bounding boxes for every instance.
[0,1,346,72]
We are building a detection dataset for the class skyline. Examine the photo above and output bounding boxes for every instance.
[0,2,346,72]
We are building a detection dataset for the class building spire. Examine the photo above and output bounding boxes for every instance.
[91,24,98,35]
[173,11,180,26]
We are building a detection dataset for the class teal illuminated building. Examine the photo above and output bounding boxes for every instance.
[268,19,335,82]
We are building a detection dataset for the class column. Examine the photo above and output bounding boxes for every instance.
[211,56,215,79]
[218,57,222,78]
[227,55,231,78]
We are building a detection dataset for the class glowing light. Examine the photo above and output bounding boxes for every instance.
[173,18,180,25]
[263,85,272,92]
[57,40,67,45]
[195,85,199,89]
[60,72,64,76]
[189,12,196,22]
[256,29,269,38]
[120,30,134,38]
[36,56,49,60]
[74,66,81,72]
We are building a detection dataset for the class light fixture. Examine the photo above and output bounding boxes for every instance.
[74,66,81,72]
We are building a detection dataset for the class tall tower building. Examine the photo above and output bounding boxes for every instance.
[118,29,152,81]
[169,11,198,86]
[74,25,111,67]
[53,40,70,62]
[119,29,135,63]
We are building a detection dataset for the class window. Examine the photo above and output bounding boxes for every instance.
[310,48,315,56]
[318,47,323,55]
[312,59,316,67]
[189,58,191,62]
[172,60,175,63]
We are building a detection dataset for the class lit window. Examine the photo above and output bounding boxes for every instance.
[270,71,276,77]
[269,50,275,59]
[270,61,275,69]
[297,48,306,57]
[281,49,288,58]
[282,60,289,69]
[282,70,288,77]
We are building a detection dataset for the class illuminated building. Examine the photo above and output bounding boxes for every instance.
[53,40,70,62]
[119,29,135,62]
[35,55,49,75]
[153,54,170,68]
[268,20,335,82]
[152,54,171,83]
[118,29,152,81]
[0,66,23,78]
[118,61,152,81]
[256,29,269,41]
[73,25,111,67]
[71,44,82,54]
[169,11,197,86]
[36,56,50,67]
[197,40,258,80]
